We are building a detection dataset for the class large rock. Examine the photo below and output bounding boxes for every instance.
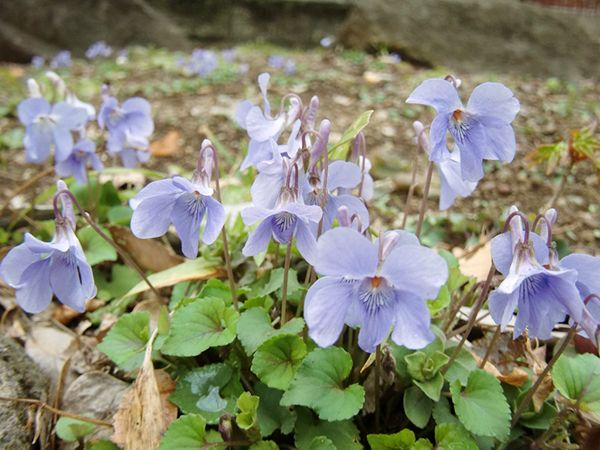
[337,0,600,79]
[0,333,49,449]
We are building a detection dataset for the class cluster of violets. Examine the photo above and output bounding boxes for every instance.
[179,48,249,78]
[32,42,127,69]
[16,72,154,183]
[267,55,296,75]
[2,70,600,356]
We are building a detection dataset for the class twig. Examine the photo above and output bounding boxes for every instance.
[480,325,502,368]
[511,327,576,426]
[443,282,479,334]
[0,396,112,427]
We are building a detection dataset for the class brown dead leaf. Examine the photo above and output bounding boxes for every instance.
[150,130,181,157]
[472,353,529,387]
[524,338,553,411]
[453,240,492,282]
[112,333,175,449]
[108,224,183,272]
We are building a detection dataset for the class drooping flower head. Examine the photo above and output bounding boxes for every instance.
[489,208,583,339]
[413,121,478,210]
[407,77,520,182]
[241,162,322,264]
[17,80,88,164]
[0,181,96,313]
[305,227,448,352]
[98,85,154,167]
[336,131,374,202]
[130,140,226,259]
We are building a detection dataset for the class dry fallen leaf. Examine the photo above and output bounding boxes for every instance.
[472,353,529,387]
[112,332,176,449]
[108,224,183,272]
[453,240,492,282]
[150,130,181,157]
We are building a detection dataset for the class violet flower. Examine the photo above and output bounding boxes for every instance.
[85,41,113,59]
[130,141,226,259]
[304,227,448,352]
[407,78,519,182]
[98,89,154,167]
[17,96,88,163]
[303,160,370,232]
[489,210,583,339]
[0,182,96,313]
[50,51,72,69]
[55,138,103,184]
[241,164,322,264]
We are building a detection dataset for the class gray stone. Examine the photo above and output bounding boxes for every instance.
[0,333,49,450]
[337,0,600,79]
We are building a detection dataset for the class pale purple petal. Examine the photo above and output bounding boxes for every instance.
[490,232,513,276]
[241,206,275,225]
[467,82,520,123]
[478,123,516,162]
[25,232,69,253]
[130,179,182,209]
[122,97,151,116]
[429,111,452,162]
[53,102,88,130]
[49,252,90,312]
[130,192,178,239]
[326,161,361,192]
[406,79,462,112]
[458,134,485,182]
[235,100,253,128]
[381,246,447,300]
[282,202,323,224]
[246,106,285,142]
[325,195,369,232]
[201,196,226,245]
[392,291,435,349]
[25,124,53,163]
[295,220,317,265]
[15,259,53,313]
[560,254,600,297]
[358,301,395,353]
[53,127,74,162]
[257,73,272,115]
[305,276,355,347]
[242,138,278,171]
[171,193,206,259]
[0,244,39,287]
[251,171,284,209]
[314,227,378,278]
[18,98,50,125]
[488,290,519,331]
[242,219,273,256]
[437,151,478,210]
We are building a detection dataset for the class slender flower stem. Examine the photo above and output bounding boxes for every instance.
[374,345,381,433]
[208,143,238,310]
[480,325,502,368]
[442,265,495,376]
[415,161,434,240]
[54,191,161,299]
[512,326,576,426]
[0,396,112,427]
[443,282,480,334]
[281,241,293,326]
[296,266,313,318]
[401,141,422,230]
[546,162,573,210]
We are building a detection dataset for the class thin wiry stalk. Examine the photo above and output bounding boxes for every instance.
[479,325,502,368]
[281,241,293,326]
[415,161,434,240]
[374,345,381,433]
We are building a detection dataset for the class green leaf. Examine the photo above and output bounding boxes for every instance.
[435,423,478,450]
[294,408,362,450]
[85,440,121,450]
[257,267,303,300]
[161,298,238,356]
[251,334,307,390]
[55,417,95,442]
[367,429,417,449]
[97,312,150,371]
[237,307,305,355]
[94,264,141,301]
[77,226,117,266]
[236,392,260,430]
[432,396,460,426]
[328,110,373,160]
[414,373,444,401]
[122,258,220,299]
[255,383,297,437]
[443,345,477,386]
[403,386,433,428]
[158,414,222,450]
[107,205,133,225]
[450,369,510,439]
[552,353,600,415]
[281,347,365,421]
[309,436,336,450]
[405,350,449,382]
[200,279,233,303]
[428,285,450,315]
[169,363,243,424]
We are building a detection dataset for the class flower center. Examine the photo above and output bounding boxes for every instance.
[271,212,297,244]
[448,109,471,144]
[358,276,394,315]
